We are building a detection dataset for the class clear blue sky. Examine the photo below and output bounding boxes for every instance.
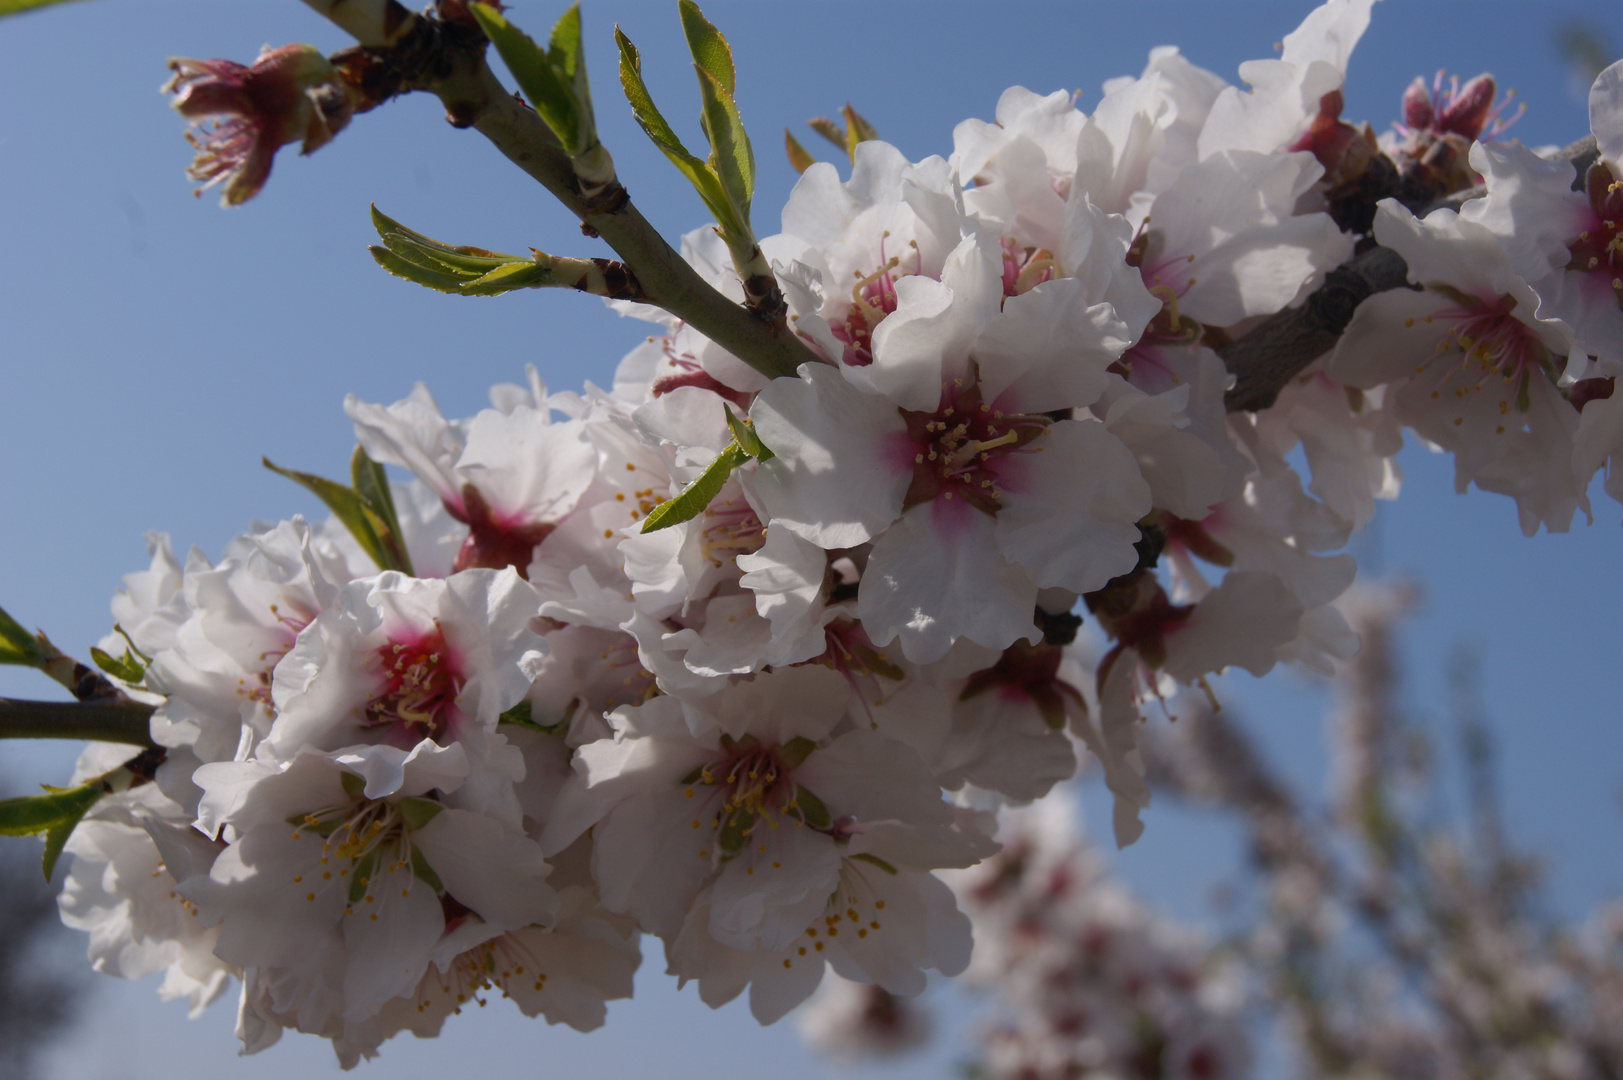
[2,2,1620,1076]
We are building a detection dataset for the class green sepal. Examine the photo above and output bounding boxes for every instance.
[0,783,102,838]
[409,843,445,893]
[0,605,44,667]
[399,797,444,833]
[285,812,345,838]
[778,736,817,768]
[499,699,570,735]
[614,27,736,234]
[471,3,586,153]
[678,763,709,787]
[792,784,832,830]
[339,770,367,800]
[717,807,755,854]
[89,645,146,685]
[351,445,414,576]
[262,457,408,574]
[850,852,898,875]
[639,441,750,533]
[349,850,377,903]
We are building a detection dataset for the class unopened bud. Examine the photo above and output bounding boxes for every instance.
[1401,76,1434,131]
[1438,74,1496,139]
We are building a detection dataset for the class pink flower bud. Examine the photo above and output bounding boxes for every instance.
[1437,74,1497,139]
[1401,76,1434,131]
[165,44,356,206]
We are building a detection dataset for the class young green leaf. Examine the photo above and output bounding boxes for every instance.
[678,0,735,96]
[262,458,402,573]
[841,103,879,159]
[638,441,749,533]
[0,0,91,19]
[722,404,773,461]
[350,445,414,577]
[89,645,146,685]
[785,129,817,174]
[369,246,473,294]
[471,3,582,151]
[461,260,557,295]
[0,783,102,838]
[0,604,43,667]
[694,64,754,224]
[615,27,731,223]
[548,5,592,128]
[807,116,846,152]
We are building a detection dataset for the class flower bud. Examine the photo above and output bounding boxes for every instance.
[1437,73,1497,139]
[1401,76,1434,131]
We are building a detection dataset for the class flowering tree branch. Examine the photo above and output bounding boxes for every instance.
[301,0,817,380]
[0,699,157,749]
[1221,135,1601,413]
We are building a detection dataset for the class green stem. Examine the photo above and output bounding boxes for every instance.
[0,698,156,748]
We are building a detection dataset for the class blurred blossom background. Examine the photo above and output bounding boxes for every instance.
[0,1,1619,1076]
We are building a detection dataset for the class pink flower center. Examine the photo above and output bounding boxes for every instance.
[1570,163,1623,310]
[830,236,922,367]
[1429,291,1555,423]
[900,381,1049,515]
[365,625,464,742]
[683,734,824,855]
[1000,238,1058,296]
[447,483,553,578]
[699,495,766,567]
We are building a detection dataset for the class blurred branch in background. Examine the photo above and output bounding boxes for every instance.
[0,776,83,1080]
[1556,21,1617,98]
[797,588,1623,1079]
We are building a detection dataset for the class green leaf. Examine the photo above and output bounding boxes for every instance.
[262,457,408,573]
[778,736,818,768]
[399,797,444,833]
[461,260,556,295]
[471,3,582,151]
[792,784,831,830]
[841,103,878,161]
[0,0,91,19]
[722,405,773,461]
[547,4,593,133]
[638,441,749,533]
[351,445,413,577]
[369,246,472,294]
[615,27,732,226]
[89,645,145,685]
[349,849,377,903]
[694,64,754,224]
[409,843,445,893]
[784,129,816,174]
[371,206,521,275]
[850,852,898,875]
[678,1,734,95]
[0,783,102,838]
[41,817,77,879]
[807,116,845,152]
[0,605,44,667]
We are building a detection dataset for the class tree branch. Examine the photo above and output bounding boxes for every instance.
[307,2,820,381]
[0,698,157,748]
[1221,135,1599,414]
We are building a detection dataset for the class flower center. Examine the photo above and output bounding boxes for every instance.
[1570,163,1623,310]
[699,496,766,567]
[829,234,921,367]
[1000,238,1058,296]
[1426,288,1556,425]
[449,484,553,578]
[681,734,824,856]
[900,381,1049,515]
[365,625,464,742]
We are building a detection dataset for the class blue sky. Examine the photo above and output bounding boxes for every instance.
[2,1,1620,1076]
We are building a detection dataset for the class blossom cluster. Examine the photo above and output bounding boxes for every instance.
[47,0,1623,1064]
